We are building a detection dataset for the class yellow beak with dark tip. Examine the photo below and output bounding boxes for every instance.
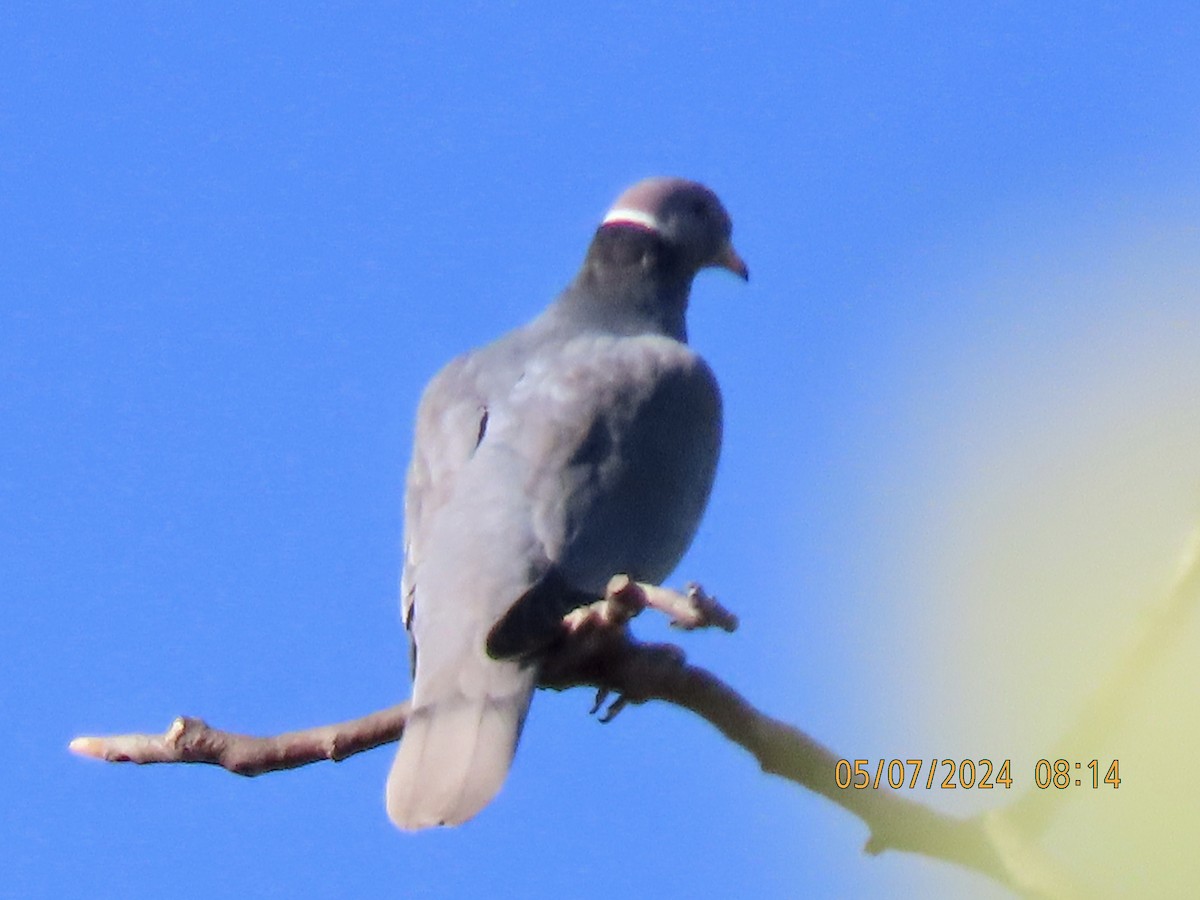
[714,241,749,281]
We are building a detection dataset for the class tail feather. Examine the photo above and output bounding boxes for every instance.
[386,674,535,830]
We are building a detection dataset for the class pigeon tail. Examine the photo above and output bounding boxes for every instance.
[386,662,536,830]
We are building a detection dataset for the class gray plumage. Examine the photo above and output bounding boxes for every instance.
[386,177,747,830]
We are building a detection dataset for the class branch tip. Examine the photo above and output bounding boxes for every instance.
[68,737,103,758]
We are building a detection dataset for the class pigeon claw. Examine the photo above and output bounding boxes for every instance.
[597,694,630,723]
[590,687,610,715]
[588,686,630,722]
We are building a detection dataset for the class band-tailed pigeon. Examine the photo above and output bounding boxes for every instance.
[386,177,747,830]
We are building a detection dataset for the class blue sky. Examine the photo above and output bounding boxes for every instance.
[5,3,1200,898]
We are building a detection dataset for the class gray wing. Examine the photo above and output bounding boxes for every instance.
[486,331,722,655]
[387,329,720,830]
[389,342,540,830]
[400,352,488,646]
[403,329,721,655]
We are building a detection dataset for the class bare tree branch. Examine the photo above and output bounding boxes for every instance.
[537,615,1084,899]
[70,705,410,776]
[67,618,1075,895]
[72,537,1200,900]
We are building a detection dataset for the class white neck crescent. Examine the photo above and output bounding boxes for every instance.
[600,208,660,231]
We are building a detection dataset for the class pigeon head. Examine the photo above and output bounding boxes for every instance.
[601,177,748,281]
[561,177,746,340]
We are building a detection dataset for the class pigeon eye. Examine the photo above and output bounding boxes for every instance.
[690,199,709,218]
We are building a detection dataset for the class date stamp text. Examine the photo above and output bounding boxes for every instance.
[834,758,1121,790]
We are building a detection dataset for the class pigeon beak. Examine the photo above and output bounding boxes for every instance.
[713,241,749,281]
